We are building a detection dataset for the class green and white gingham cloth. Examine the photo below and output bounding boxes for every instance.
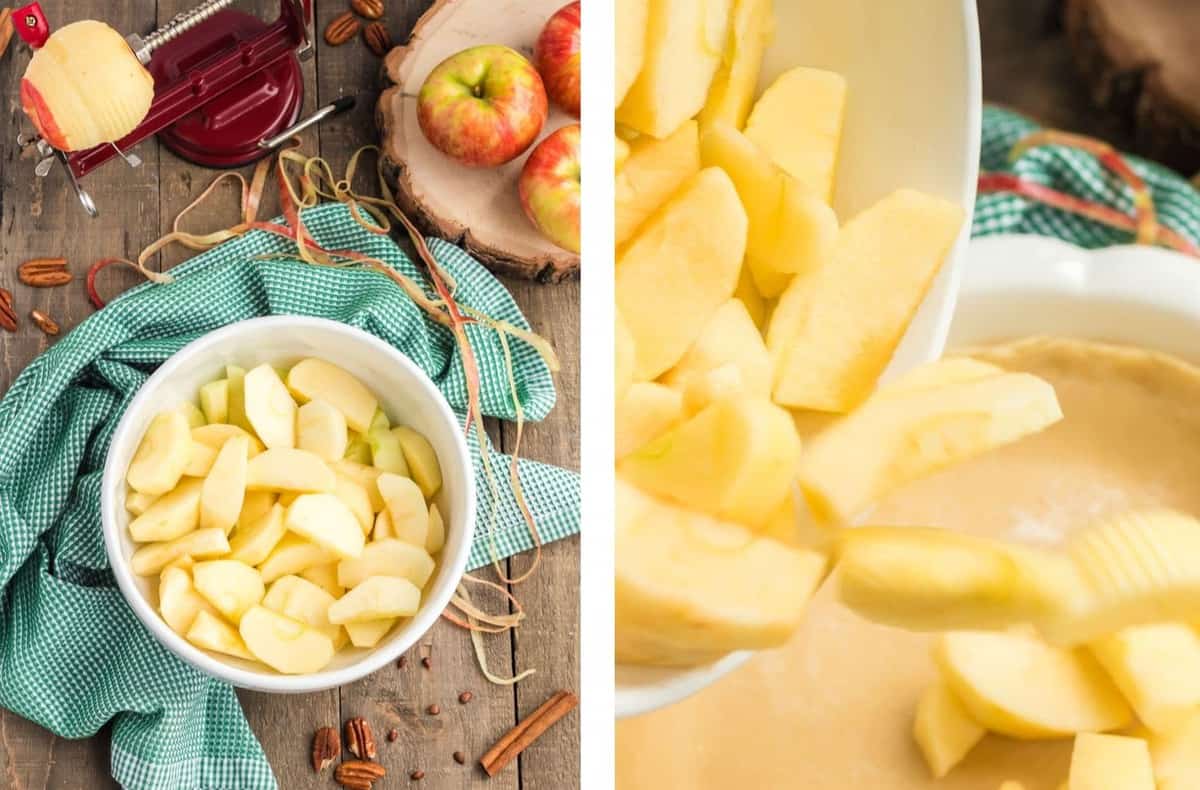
[0,201,579,789]
[974,105,1200,247]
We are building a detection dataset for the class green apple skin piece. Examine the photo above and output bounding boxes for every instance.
[245,448,336,493]
[257,535,337,584]
[297,400,349,461]
[127,410,193,496]
[343,434,373,465]
[345,618,396,648]
[128,477,203,542]
[224,365,253,432]
[336,538,436,589]
[243,364,297,449]
[186,609,255,660]
[284,493,365,560]
[368,426,410,477]
[393,425,442,499]
[191,559,265,624]
[286,358,379,434]
[238,605,336,673]
[158,566,221,636]
[131,527,230,576]
[200,436,249,535]
[176,401,206,428]
[328,575,421,624]
[261,574,346,649]
[228,503,288,567]
[198,379,229,424]
[376,473,429,548]
[426,503,445,555]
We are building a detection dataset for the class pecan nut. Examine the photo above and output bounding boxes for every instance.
[362,22,392,57]
[334,760,386,789]
[0,289,16,332]
[18,258,71,287]
[30,309,58,336]
[311,726,341,773]
[344,717,376,760]
[324,11,360,45]
[350,0,384,20]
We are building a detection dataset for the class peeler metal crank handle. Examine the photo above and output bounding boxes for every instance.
[258,96,356,150]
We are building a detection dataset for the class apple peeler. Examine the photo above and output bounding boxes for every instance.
[12,0,353,217]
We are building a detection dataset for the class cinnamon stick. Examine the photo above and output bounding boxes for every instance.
[480,689,579,776]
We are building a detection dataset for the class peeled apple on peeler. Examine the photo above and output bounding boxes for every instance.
[21,20,154,151]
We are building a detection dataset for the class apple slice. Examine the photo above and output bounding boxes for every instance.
[376,473,429,547]
[286,358,378,434]
[298,563,344,598]
[200,436,249,534]
[913,682,985,779]
[368,425,410,476]
[124,489,158,517]
[426,503,445,555]
[1068,733,1154,790]
[696,0,774,129]
[935,631,1132,739]
[393,426,442,499]
[258,535,337,583]
[191,559,265,624]
[328,575,421,624]
[297,400,348,461]
[158,565,220,636]
[344,434,372,465]
[131,527,230,576]
[187,609,254,661]
[238,605,336,674]
[333,473,373,534]
[337,538,436,589]
[679,364,744,417]
[1090,624,1200,734]
[615,382,683,460]
[615,120,700,246]
[373,509,394,540]
[128,477,203,542]
[330,460,385,512]
[224,365,252,433]
[661,299,771,398]
[243,364,297,449]
[345,618,396,648]
[127,410,192,495]
[228,503,287,567]
[284,493,365,559]
[237,490,276,530]
[1142,713,1200,788]
[191,424,264,455]
[614,0,647,105]
[183,441,218,477]
[198,379,228,424]
[176,401,206,428]
[262,574,345,649]
[246,448,335,493]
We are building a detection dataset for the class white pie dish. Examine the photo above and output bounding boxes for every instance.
[615,0,982,718]
[101,316,475,693]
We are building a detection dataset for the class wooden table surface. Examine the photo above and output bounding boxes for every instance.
[0,1,579,788]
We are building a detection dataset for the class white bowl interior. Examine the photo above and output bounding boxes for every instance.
[102,316,475,693]
[615,0,982,718]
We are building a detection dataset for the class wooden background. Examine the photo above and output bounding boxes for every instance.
[0,1,579,787]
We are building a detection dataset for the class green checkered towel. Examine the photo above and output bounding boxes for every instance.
[0,202,579,789]
[974,105,1200,247]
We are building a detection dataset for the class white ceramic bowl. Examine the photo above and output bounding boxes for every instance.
[615,0,982,718]
[101,316,476,693]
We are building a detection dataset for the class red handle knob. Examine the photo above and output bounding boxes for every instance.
[13,2,50,49]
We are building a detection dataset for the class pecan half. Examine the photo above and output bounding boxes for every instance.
[0,289,16,332]
[362,21,391,57]
[345,717,376,760]
[311,726,340,773]
[334,760,386,790]
[18,258,71,287]
[30,309,58,336]
[324,11,359,45]
[350,0,384,20]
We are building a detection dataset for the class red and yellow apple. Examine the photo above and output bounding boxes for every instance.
[417,45,548,168]
[519,123,580,253]
[534,1,581,117]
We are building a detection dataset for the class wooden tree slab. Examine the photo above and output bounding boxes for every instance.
[1064,0,1200,175]
[377,0,579,282]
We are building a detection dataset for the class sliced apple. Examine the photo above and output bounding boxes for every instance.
[128,477,203,542]
[257,534,337,584]
[328,575,421,624]
[615,382,683,459]
[245,448,335,493]
[912,682,985,779]
[296,399,348,461]
[376,473,429,547]
[124,489,158,517]
[200,436,249,534]
[191,559,265,624]
[183,441,218,477]
[198,379,228,424]
[1144,712,1200,788]
[696,0,774,129]
[224,365,252,433]
[176,401,206,428]
[733,266,767,329]
[1090,624,1200,734]
[238,605,336,673]
[373,508,394,540]
[191,424,264,455]
[615,120,700,246]
[616,309,636,397]
[343,433,372,465]
[243,363,296,449]
[331,460,385,512]
[614,0,648,105]
[616,167,746,379]
[661,299,771,398]
[228,503,287,567]
[187,609,254,661]
[345,618,396,648]
[934,631,1132,739]
[679,363,744,417]
[126,410,192,495]
[1068,733,1154,790]
[368,425,410,476]
[298,563,344,598]
[262,574,345,649]
[286,358,378,434]
[237,490,276,530]
[337,538,436,590]
[426,503,445,555]
[393,426,442,499]
[285,493,364,560]
[131,527,230,576]
[333,472,373,534]
[158,565,220,636]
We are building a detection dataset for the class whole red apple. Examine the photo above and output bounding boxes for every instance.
[418,45,548,168]
[534,2,581,117]
[519,124,580,254]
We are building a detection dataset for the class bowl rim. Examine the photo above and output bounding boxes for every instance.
[614,0,984,720]
[101,315,476,693]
